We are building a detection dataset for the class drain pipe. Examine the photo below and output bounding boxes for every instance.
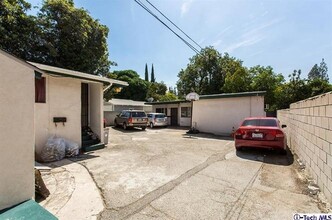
[103,83,113,93]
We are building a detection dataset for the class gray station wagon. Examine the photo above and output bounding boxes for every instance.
[147,113,168,128]
[114,110,148,130]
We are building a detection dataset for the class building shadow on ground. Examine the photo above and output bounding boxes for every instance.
[235,147,294,166]
[111,126,148,133]
[182,132,233,141]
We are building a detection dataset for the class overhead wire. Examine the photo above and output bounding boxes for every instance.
[134,0,201,54]
[135,0,200,54]
[144,0,203,50]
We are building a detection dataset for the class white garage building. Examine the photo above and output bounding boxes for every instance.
[192,91,266,136]
[149,91,266,135]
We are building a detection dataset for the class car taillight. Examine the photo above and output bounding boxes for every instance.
[128,117,133,123]
[235,129,245,139]
[275,130,284,138]
[266,129,284,140]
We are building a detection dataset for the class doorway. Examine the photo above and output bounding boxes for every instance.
[170,108,178,126]
[81,83,89,127]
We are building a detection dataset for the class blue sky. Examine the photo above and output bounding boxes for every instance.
[27,0,332,87]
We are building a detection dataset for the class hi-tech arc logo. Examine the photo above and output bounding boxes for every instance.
[293,213,332,220]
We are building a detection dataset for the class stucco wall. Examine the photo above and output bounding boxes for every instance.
[179,102,192,127]
[90,83,103,142]
[35,75,81,154]
[277,92,332,203]
[192,96,265,135]
[152,102,191,126]
[104,111,119,126]
[0,52,35,209]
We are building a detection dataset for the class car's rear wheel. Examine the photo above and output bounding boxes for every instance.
[236,147,243,151]
[150,123,154,128]
[123,123,127,130]
[142,126,146,131]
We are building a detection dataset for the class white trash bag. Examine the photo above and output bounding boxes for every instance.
[40,136,66,162]
[64,139,80,157]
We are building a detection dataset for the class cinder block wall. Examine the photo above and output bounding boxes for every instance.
[277,92,332,203]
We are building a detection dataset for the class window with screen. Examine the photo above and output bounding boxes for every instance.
[181,107,191,117]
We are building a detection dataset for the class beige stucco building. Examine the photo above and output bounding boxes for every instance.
[0,50,38,210]
[149,101,192,126]
[149,91,266,135]
[0,49,127,210]
[29,62,127,155]
[192,92,266,135]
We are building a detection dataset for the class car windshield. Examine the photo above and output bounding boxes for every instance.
[155,114,166,118]
[242,119,277,127]
[131,112,146,117]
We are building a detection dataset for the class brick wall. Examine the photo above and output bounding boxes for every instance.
[277,92,332,203]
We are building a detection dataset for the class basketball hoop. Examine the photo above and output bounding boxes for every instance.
[186,92,199,101]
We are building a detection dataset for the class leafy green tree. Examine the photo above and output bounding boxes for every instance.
[105,70,149,101]
[144,63,149,81]
[308,58,329,81]
[159,92,178,101]
[276,70,311,109]
[151,64,155,82]
[222,67,251,93]
[319,58,329,81]
[275,70,332,110]
[0,0,114,76]
[249,65,285,111]
[308,64,320,80]
[147,81,167,101]
[36,0,112,75]
[177,47,221,95]
[0,0,39,60]
[307,78,332,97]
[176,47,244,96]
[168,86,177,95]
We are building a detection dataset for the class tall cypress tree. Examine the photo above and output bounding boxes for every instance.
[151,64,156,82]
[144,63,149,81]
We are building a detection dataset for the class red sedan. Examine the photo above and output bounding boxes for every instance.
[234,117,287,154]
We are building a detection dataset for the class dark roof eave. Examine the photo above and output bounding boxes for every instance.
[199,91,266,100]
[145,100,189,105]
[43,70,112,85]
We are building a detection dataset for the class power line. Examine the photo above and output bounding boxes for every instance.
[144,0,202,50]
[134,0,200,54]
[134,0,201,54]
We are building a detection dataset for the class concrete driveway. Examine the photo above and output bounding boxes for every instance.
[76,127,325,220]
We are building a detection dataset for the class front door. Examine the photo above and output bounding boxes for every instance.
[81,83,89,127]
[170,108,178,126]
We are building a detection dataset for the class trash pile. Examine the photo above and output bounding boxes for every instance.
[39,136,80,163]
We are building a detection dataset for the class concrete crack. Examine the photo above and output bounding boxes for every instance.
[149,204,176,220]
[99,143,233,220]
[224,163,264,220]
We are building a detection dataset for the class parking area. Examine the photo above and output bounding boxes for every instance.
[76,127,324,219]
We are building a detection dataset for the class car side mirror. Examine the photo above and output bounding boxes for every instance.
[116,114,119,117]
[281,124,287,128]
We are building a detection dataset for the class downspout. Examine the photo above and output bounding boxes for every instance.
[103,83,113,93]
